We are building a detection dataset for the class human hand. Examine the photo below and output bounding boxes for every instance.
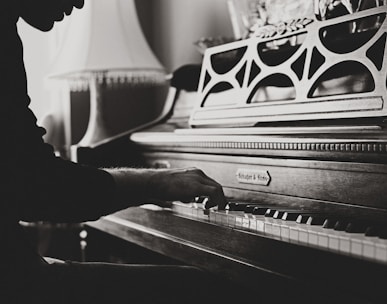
[147,168,227,210]
[107,167,227,210]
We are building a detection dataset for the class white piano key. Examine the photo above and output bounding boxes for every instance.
[272,222,282,238]
[209,210,217,223]
[375,241,387,262]
[338,235,351,253]
[349,235,363,257]
[289,226,299,242]
[280,221,299,242]
[303,225,329,248]
[362,238,376,259]
[249,217,257,231]
[303,225,323,246]
[280,224,290,241]
[235,215,244,228]
[188,204,196,217]
[264,219,274,236]
[328,233,340,251]
[317,231,329,249]
[227,212,238,228]
[173,202,191,217]
[200,209,210,221]
[214,210,227,225]
[308,230,319,246]
[221,211,229,226]
[242,215,250,229]
[192,206,200,218]
[298,227,308,244]
[248,214,265,234]
[256,219,265,233]
[223,213,230,227]
[214,211,222,224]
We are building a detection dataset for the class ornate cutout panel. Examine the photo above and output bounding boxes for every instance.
[190,6,387,128]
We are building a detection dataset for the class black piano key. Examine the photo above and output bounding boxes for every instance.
[273,209,303,220]
[244,205,258,214]
[252,206,270,215]
[281,211,313,221]
[266,208,299,218]
[295,211,329,224]
[296,214,310,224]
[345,221,370,234]
[282,211,302,221]
[195,196,209,204]
[378,227,387,239]
[363,223,387,238]
[228,202,250,211]
[334,219,349,231]
[322,218,337,229]
[273,210,287,219]
[365,226,379,237]
[306,215,327,226]
[264,208,277,217]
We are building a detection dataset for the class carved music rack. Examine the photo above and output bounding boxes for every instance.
[190,6,387,127]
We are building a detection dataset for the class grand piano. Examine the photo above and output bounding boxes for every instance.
[78,4,387,303]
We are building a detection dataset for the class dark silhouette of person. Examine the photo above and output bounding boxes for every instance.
[0,1,226,302]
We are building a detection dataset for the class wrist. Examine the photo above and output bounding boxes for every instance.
[104,168,159,205]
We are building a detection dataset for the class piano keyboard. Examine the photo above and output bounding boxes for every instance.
[171,201,387,265]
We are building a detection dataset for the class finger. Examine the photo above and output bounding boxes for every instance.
[196,184,227,210]
[181,198,195,204]
[202,177,227,210]
[155,201,173,209]
[145,199,173,209]
[181,169,227,209]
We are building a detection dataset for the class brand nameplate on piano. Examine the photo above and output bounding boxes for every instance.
[236,169,271,186]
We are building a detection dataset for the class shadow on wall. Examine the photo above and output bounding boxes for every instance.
[69,84,169,146]
[135,0,234,73]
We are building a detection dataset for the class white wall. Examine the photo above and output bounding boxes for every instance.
[17,19,53,122]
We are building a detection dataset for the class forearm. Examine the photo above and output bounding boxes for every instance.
[18,160,226,223]
[104,167,158,205]
[19,158,129,223]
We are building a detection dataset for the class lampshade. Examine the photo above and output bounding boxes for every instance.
[48,0,166,148]
[49,0,165,84]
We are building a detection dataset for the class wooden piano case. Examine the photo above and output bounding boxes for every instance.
[81,4,387,303]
